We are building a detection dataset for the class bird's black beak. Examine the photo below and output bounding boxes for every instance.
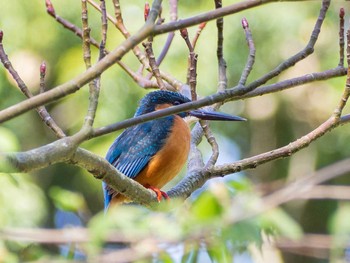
[189,109,246,122]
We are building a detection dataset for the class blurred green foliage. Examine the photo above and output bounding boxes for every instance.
[0,0,349,262]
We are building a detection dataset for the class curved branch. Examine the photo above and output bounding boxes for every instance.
[0,0,163,124]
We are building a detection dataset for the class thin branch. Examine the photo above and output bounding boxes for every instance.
[210,117,340,178]
[180,22,219,169]
[261,158,350,213]
[143,4,166,91]
[37,64,67,138]
[274,234,332,259]
[81,0,100,129]
[39,62,47,94]
[239,18,255,86]
[117,60,168,89]
[191,22,207,50]
[246,0,330,91]
[143,40,166,90]
[0,0,163,124]
[3,63,337,142]
[180,28,197,100]
[296,185,350,200]
[0,0,330,123]
[1,228,335,262]
[92,65,346,138]
[153,0,275,35]
[214,0,226,92]
[81,0,92,68]
[47,0,154,90]
[333,27,350,120]
[45,0,99,48]
[215,39,350,178]
[338,8,345,67]
[0,31,65,138]
[198,0,228,168]
[109,0,148,66]
[241,67,347,99]
[167,76,350,199]
[155,0,178,66]
[202,120,219,169]
[87,0,115,26]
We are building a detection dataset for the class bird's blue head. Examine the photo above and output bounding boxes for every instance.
[134,90,246,122]
[135,90,191,118]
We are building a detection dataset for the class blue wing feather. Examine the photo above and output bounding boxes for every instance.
[103,117,174,209]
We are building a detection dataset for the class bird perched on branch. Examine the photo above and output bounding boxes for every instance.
[103,90,245,209]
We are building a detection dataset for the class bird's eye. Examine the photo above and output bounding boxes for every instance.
[173,101,181,106]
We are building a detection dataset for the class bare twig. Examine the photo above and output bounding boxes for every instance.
[241,67,347,99]
[143,40,166,90]
[153,0,275,35]
[180,28,197,100]
[198,0,228,168]
[0,31,65,138]
[210,118,340,178]
[0,0,164,124]
[274,234,332,259]
[46,0,99,48]
[180,24,219,169]
[81,0,92,68]
[110,0,148,66]
[333,27,350,120]
[202,121,219,169]
[39,62,47,94]
[338,8,345,67]
[168,82,350,200]
[155,0,178,66]
[143,3,166,92]
[191,22,207,50]
[0,0,333,123]
[246,0,330,91]
[81,0,101,129]
[99,0,108,60]
[261,158,350,213]
[297,185,350,200]
[214,0,226,93]
[47,0,154,90]
[87,0,115,26]
[239,18,255,86]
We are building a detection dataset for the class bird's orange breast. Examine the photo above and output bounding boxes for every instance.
[109,115,191,206]
[135,116,190,188]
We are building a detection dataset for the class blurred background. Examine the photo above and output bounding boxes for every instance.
[0,0,349,262]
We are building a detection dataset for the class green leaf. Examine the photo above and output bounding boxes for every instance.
[158,251,174,263]
[260,208,303,240]
[329,203,350,236]
[328,203,350,261]
[0,174,47,227]
[0,127,20,152]
[225,220,262,251]
[191,191,223,222]
[207,240,233,263]
[49,186,85,212]
[228,178,252,193]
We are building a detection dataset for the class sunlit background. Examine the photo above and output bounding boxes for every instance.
[0,0,349,262]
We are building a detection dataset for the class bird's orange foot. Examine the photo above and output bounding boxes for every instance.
[146,185,170,202]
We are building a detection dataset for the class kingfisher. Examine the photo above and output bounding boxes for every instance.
[103,90,245,209]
